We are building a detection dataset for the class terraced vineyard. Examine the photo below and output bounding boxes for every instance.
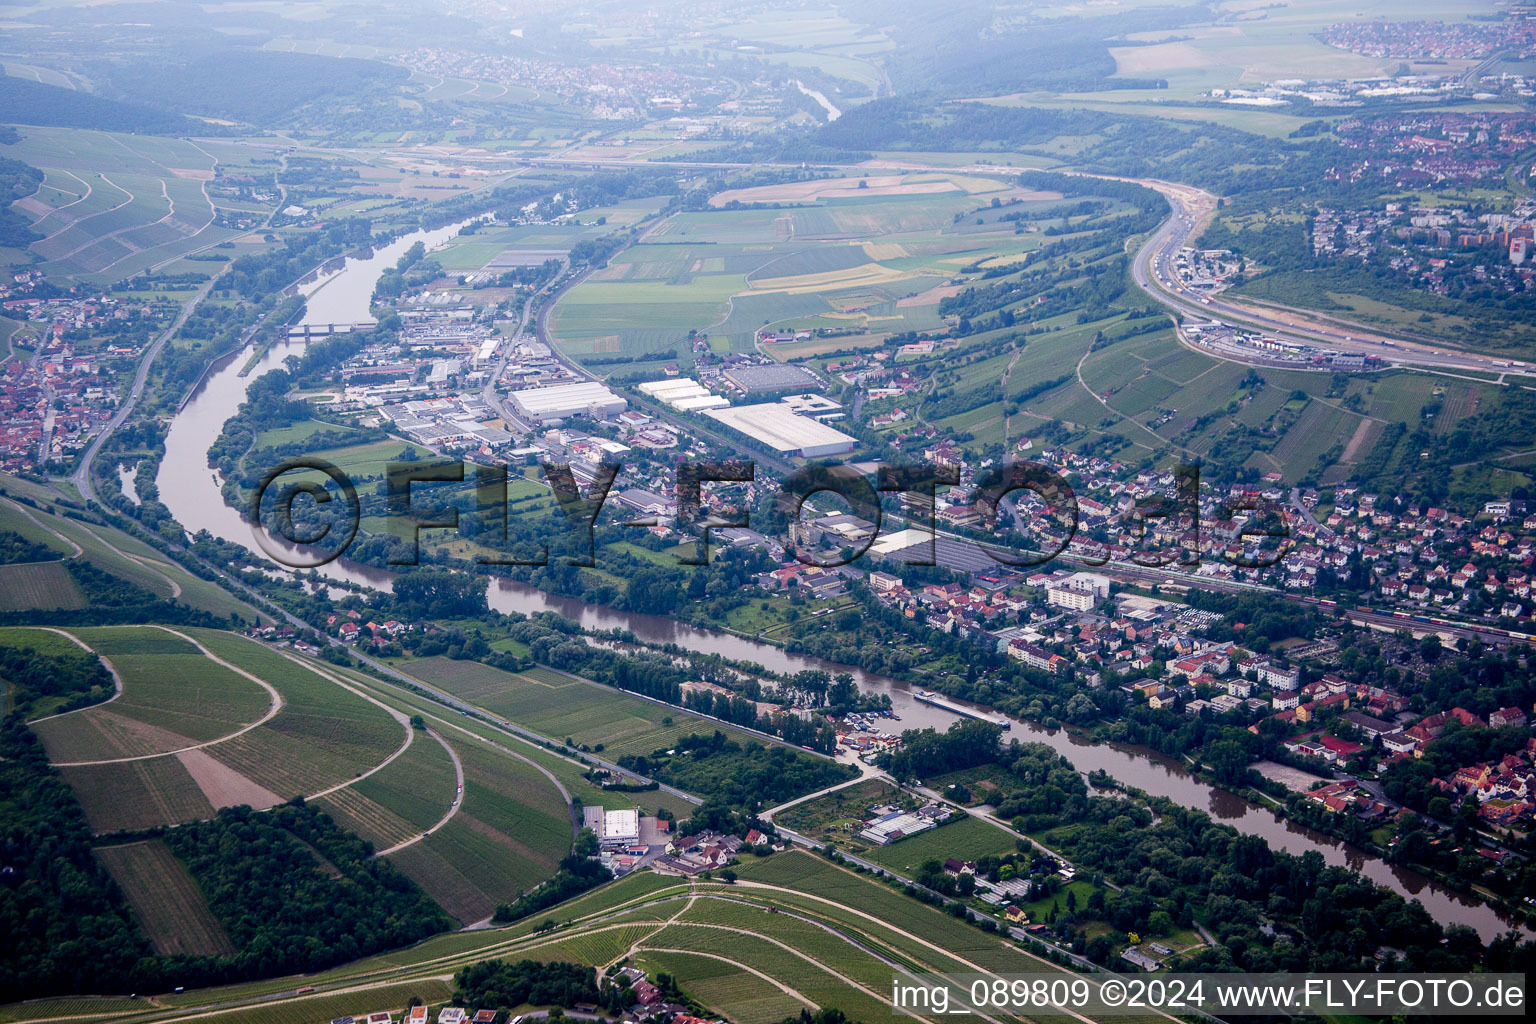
[314,728,457,850]
[32,630,407,833]
[0,561,85,611]
[93,840,235,957]
[5,128,263,284]
[187,632,406,801]
[0,478,265,622]
[31,627,276,763]
[20,850,1161,1024]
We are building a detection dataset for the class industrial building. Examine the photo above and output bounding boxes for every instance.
[856,802,952,845]
[582,805,643,850]
[704,401,857,458]
[508,381,627,425]
[637,378,730,412]
[722,363,825,394]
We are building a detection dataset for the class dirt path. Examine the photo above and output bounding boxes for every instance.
[72,519,184,597]
[370,728,463,857]
[642,918,941,1024]
[1076,346,1197,458]
[47,626,283,767]
[24,627,124,723]
[273,653,417,803]
[4,495,82,556]
[1340,416,1377,463]
[640,947,820,1012]
[33,173,131,245]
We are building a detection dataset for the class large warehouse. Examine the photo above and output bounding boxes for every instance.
[705,402,857,458]
[637,378,730,412]
[722,363,824,394]
[508,381,628,425]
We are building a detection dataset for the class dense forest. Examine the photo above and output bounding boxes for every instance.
[0,78,212,135]
[163,803,452,978]
[837,0,1192,93]
[0,527,56,566]
[0,645,153,1002]
[0,155,44,249]
[100,50,410,128]
[453,959,600,1012]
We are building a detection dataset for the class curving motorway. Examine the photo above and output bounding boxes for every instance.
[1128,179,1528,376]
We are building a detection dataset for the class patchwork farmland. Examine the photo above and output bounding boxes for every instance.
[31,629,409,833]
[549,172,1042,364]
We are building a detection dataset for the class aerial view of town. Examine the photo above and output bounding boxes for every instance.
[2,1,1535,1023]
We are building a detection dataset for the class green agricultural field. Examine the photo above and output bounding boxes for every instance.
[454,740,573,857]
[518,923,661,969]
[377,735,573,924]
[252,417,371,449]
[313,727,458,850]
[166,981,455,1024]
[0,560,84,611]
[0,625,88,657]
[384,817,518,925]
[16,853,1119,1024]
[862,816,1019,874]
[186,634,406,801]
[7,127,255,284]
[319,662,691,818]
[0,475,266,621]
[638,917,892,1020]
[0,499,75,555]
[43,632,408,833]
[733,851,1052,977]
[401,657,762,758]
[59,756,215,833]
[30,627,274,762]
[94,840,235,957]
[550,177,1033,364]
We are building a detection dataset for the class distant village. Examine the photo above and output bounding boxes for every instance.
[0,272,177,470]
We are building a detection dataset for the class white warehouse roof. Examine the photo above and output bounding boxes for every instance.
[638,378,704,396]
[603,808,640,841]
[705,402,857,457]
[672,395,731,411]
[509,381,627,421]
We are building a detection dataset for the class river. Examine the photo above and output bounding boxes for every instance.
[295,216,487,327]
[794,80,841,122]
[117,462,140,505]
[154,215,1526,943]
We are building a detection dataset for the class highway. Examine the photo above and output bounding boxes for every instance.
[1127,179,1527,376]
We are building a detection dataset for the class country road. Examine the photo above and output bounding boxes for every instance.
[1126,177,1524,376]
[68,274,219,502]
